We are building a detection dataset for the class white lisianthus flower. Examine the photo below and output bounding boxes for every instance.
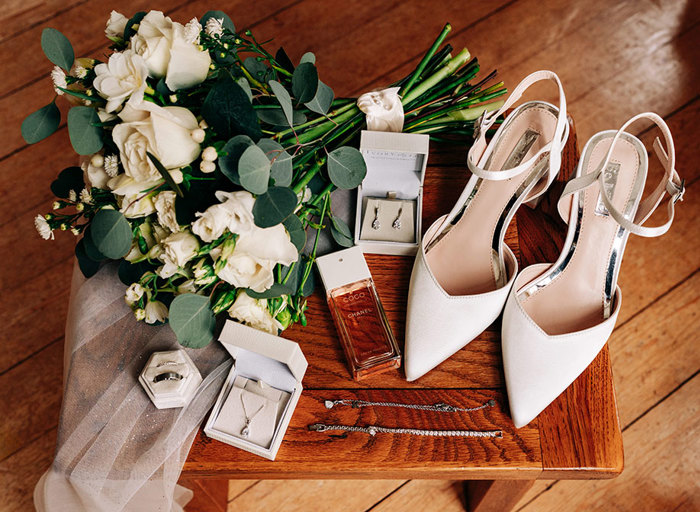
[152,223,170,243]
[177,279,198,294]
[80,152,110,189]
[112,101,200,183]
[93,50,149,113]
[105,10,128,40]
[158,231,199,278]
[120,192,156,219]
[228,292,282,334]
[51,66,67,95]
[191,190,257,242]
[145,300,168,324]
[216,224,298,292]
[191,203,231,242]
[154,191,180,232]
[205,17,224,37]
[125,283,145,305]
[34,215,54,240]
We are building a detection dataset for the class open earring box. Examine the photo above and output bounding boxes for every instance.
[204,320,308,460]
[355,130,430,256]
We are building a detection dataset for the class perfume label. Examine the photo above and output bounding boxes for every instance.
[595,162,621,216]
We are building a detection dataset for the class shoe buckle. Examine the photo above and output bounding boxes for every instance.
[668,178,685,204]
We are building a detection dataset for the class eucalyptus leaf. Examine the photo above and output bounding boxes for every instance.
[147,152,183,197]
[219,134,255,185]
[50,166,84,198]
[41,28,74,71]
[200,11,235,32]
[237,77,252,101]
[300,52,316,65]
[330,215,354,247]
[202,72,261,141]
[256,107,306,127]
[83,226,107,261]
[238,145,271,194]
[244,57,269,82]
[67,106,103,155]
[292,62,318,104]
[268,80,294,127]
[75,239,100,278]
[275,47,295,73]
[282,215,306,251]
[327,146,367,189]
[304,80,334,115]
[252,186,298,228]
[89,209,133,259]
[246,283,294,299]
[169,294,216,348]
[118,259,154,286]
[21,102,60,144]
[257,139,292,187]
[123,12,146,40]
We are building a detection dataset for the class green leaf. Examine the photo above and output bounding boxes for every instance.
[238,145,271,194]
[21,102,60,144]
[124,12,146,40]
[147,151,183,197]
[41,28,74,71]
[118,259,154,286]
[282,215,306,251]
[200,11,235,32]
[237,77,252,101]
[202,72,261,141]
[300,256,316,296]
[83,226,107,261]
[50,166,84,198]
[89,209,133,259]
[75,239,100,278]
[292,62,318,104]
[257,139,292,187]
[244,57,269,82]
[330,215,354,247]
[219,135,254,185]
[67,106,103,155]
[275,47,295,73]
[169,294,216,348]
[300,52,316,65]
[327,146,367,189]
[252,186,298,228]
[256,107,306,127]
[304,80,334,115]
[268,80,294,127]
[246,283,293,299]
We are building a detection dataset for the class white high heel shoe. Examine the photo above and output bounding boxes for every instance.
[404,70,570,381]
[502,112,684,428]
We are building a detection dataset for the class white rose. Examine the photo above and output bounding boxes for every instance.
[80,152,110,189]
[120,193,156,219]
[93,50,148,113]
[154,191,180,232]
[145,300,168,324]
[130,11,174,77]
[125,283,145,305]
[228,292,282,334]
[105,11,128,40]
[107,171,182,196]
[158,231,199,277]
[357,87,404,132]
[191,203,231,242]
[165,22,211,91]
[112,101,200,183]
[215,224,298,292]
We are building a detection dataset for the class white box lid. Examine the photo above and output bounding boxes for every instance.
[218,320,308,382]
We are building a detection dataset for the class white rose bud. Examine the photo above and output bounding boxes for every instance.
[158,231,200,277]
[356,87,404,132]
[105,11,128,40]
[145,300,168,324]
[228,292,282,334]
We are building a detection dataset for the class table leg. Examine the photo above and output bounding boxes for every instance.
[181,478,229,512]
[464,480,535,512]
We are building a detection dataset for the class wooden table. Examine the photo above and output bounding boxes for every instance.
[179,122,624,512]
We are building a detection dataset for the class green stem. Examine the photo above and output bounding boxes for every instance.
[292,159,325,193]
[402,48,471,105]
[294,107,359,145]
[401,23,452,96]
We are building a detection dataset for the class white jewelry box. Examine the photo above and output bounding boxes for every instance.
[355,130,429,256]
[204,320,308,460]
[139,349,203,409]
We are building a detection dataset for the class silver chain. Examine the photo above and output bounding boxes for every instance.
[309,423,502,438]
[324,398,496,413]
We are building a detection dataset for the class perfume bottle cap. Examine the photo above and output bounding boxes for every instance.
[316,247,372,291]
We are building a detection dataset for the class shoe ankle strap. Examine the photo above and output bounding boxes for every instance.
[467,70,568,191]
[557,112,684,238]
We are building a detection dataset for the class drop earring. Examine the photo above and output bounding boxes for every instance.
[372,205,380,230]
[392,206,402,230]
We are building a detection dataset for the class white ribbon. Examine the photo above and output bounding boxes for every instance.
[357,87,404,132]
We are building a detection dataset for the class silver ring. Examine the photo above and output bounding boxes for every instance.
[153,371,183,383]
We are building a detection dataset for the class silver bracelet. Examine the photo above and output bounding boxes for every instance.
[309,423,502,438]
[324,398,496,413]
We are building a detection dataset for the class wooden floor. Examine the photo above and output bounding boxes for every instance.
[1,0,698,511]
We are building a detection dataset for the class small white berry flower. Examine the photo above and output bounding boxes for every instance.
[202,146,218,161]
[104,154,119,177]
[73,64,88,79]
[35,215,54,240]
[184,18,202,44]
[200,160,216,173]
[134,308,146,321]
[71,227,81,236]
[205,17,224,37]
[52,201,61,210]
[68,189,77,202]
[80,188,93,204]
[51,66,67,95]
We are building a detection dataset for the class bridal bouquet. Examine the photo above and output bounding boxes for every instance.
[24,10,506,347]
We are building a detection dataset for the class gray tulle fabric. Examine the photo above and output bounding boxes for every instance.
[33,263,230,511]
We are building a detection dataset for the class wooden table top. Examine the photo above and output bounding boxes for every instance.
[182,122,624,480]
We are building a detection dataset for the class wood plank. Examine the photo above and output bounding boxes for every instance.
[518,375,700,512]
[466,480,535,512]
[185,389,541,479]
[227,480,406,512]
[370,480,466,512]
[0,0,86,43]
[181,478,228,512]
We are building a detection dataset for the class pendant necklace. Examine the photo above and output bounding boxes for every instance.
[239,393,265,438]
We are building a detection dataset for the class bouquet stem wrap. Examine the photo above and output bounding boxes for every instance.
[33,263,230,511]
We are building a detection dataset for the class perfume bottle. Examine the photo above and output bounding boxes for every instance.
[316,247,401,380]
